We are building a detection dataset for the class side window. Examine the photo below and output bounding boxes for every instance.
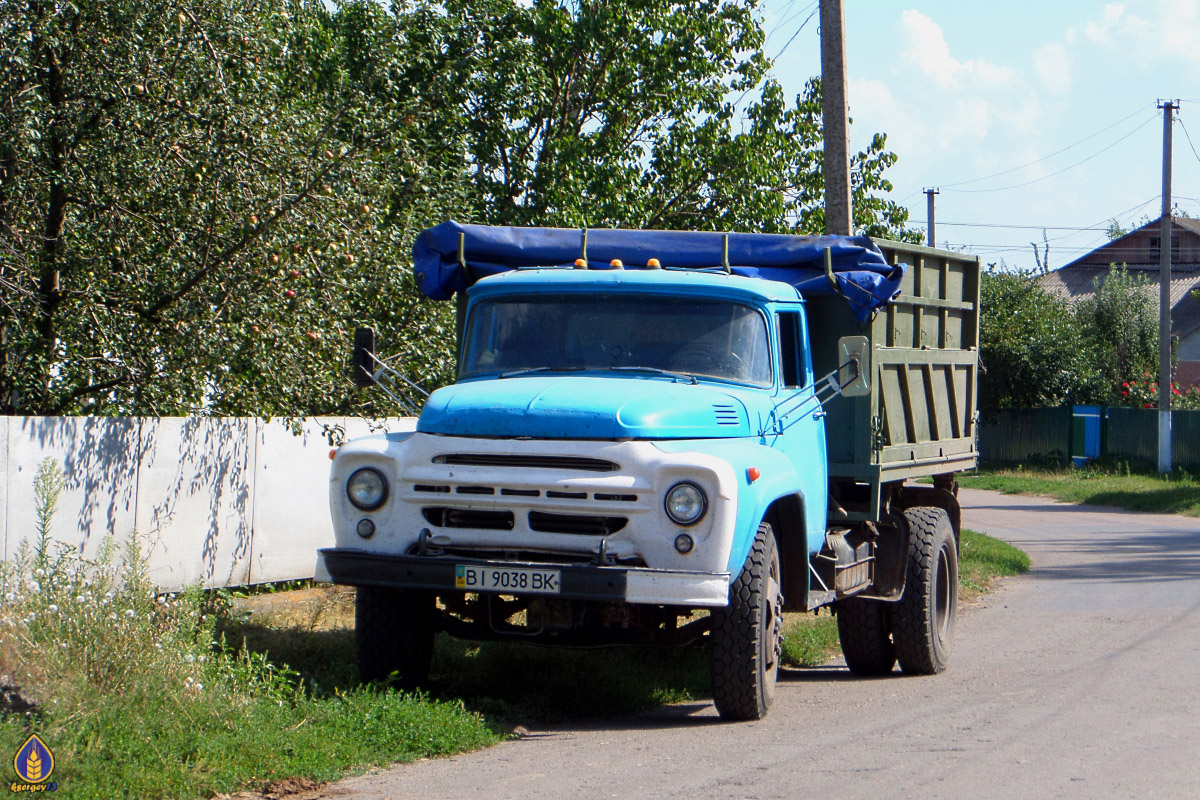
[777,311,803,389]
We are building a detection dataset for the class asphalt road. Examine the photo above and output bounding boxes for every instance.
[328,488,1200,800]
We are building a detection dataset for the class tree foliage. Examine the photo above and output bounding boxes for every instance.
[978,270,1096,415]
[1074,265,1158,406]
[441,0,916,238]
[1,0,919,418]
[1,0,463,416]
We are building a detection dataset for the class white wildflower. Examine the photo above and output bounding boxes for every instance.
[184,654,196,664]
[124,609,136,619]
[47,604,59,614]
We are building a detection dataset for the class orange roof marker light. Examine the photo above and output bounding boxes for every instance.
[574,258,588,269]
[610,258,624,269]
[646,258,661,269]
[329,448,338,461]
[746,467,761,483]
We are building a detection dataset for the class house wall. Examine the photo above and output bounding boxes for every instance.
[1082,228,1200,267]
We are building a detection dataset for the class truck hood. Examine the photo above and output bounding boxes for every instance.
[417,376,754,439]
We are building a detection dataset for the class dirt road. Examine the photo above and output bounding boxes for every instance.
[328,488,1200,799]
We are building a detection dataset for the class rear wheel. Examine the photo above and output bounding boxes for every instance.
[836,597,896,676]
[355,586,436,688]
[891,507,958,674]
[711,523,783,721]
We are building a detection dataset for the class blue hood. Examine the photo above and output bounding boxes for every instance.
[418,376,755,439]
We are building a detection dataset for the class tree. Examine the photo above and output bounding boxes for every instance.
[437,1,918,240]
[0,0,464,416]
[978,269,1097,415]
[1075,265,1158,405]
[2,0,919,418]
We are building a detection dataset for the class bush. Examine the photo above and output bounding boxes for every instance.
[979,269,1097,414]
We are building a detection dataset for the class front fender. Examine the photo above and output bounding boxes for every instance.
[655,439,827,575]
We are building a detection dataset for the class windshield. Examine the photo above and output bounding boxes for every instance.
[461,294,772,385]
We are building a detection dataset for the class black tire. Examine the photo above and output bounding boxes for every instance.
[891,507,958,675]
[711,522,783,721]
[836,597,896,676]
[355,586,436,689]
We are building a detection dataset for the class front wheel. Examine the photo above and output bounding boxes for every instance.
[891,507,958,674]
[711,522,783,721]
[355,586,436,689]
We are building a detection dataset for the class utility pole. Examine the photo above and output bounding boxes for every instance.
[820,0,852,236]
[924,188,939,248]
[1158,99,1177,474]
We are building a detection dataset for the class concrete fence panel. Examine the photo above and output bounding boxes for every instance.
[3,416,415,590]
[5,416,141,563]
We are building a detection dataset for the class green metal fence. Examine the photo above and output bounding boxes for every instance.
[978,406,1200,469]
[977,407,1071,463]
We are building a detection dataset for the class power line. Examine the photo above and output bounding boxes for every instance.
[1178,116,1200,167]
[909,221,1106,231]
[937,104,1154,189]
[945,114,1158,194]
[771,5,818,62]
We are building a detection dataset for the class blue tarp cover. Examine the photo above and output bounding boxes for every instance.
[412,221,906,322]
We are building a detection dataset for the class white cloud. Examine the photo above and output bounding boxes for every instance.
[1077,0,1200,70]
[1034,43,1072,95]
[899,10,1015,89]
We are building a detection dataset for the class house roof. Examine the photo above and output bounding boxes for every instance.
[1040,265,1200,339]
[1040,216,1200,340]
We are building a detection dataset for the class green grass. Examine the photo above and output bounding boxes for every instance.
[960,463,1200,516]
[0,540,498,800]
[959,528,1031,594]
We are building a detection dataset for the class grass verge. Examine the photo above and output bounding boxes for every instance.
[0,463,497,800]
[959,463,1200,516]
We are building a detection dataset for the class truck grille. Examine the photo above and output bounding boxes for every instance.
[432,454,619,472]
[528,512,627,536]
[422,507,628,536]
[422,508,515,530]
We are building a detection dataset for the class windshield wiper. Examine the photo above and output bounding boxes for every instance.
[497,366,586,379]
[612,366,698,384]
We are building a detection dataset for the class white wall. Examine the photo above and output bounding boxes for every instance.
[2,416,415,591]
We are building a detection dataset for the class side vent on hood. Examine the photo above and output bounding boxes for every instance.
[713,404,742,426]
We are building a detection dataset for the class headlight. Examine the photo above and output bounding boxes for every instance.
[347,468,388,511]
[665,482,707,525]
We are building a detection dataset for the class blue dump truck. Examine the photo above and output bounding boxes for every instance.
[317,222,980,720]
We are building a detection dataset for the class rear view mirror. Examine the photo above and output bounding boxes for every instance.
[837,336,870,397]
[352,327,377,388]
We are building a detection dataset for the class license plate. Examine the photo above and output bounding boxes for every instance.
[455,564,561,594]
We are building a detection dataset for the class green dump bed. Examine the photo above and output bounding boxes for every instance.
[808,239,981,523]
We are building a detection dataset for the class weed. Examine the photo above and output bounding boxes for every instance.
[0,461,497,800]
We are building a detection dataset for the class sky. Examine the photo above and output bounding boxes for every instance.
[758,0,1200,269]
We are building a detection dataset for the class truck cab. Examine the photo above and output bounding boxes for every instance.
[318,224,980,721]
